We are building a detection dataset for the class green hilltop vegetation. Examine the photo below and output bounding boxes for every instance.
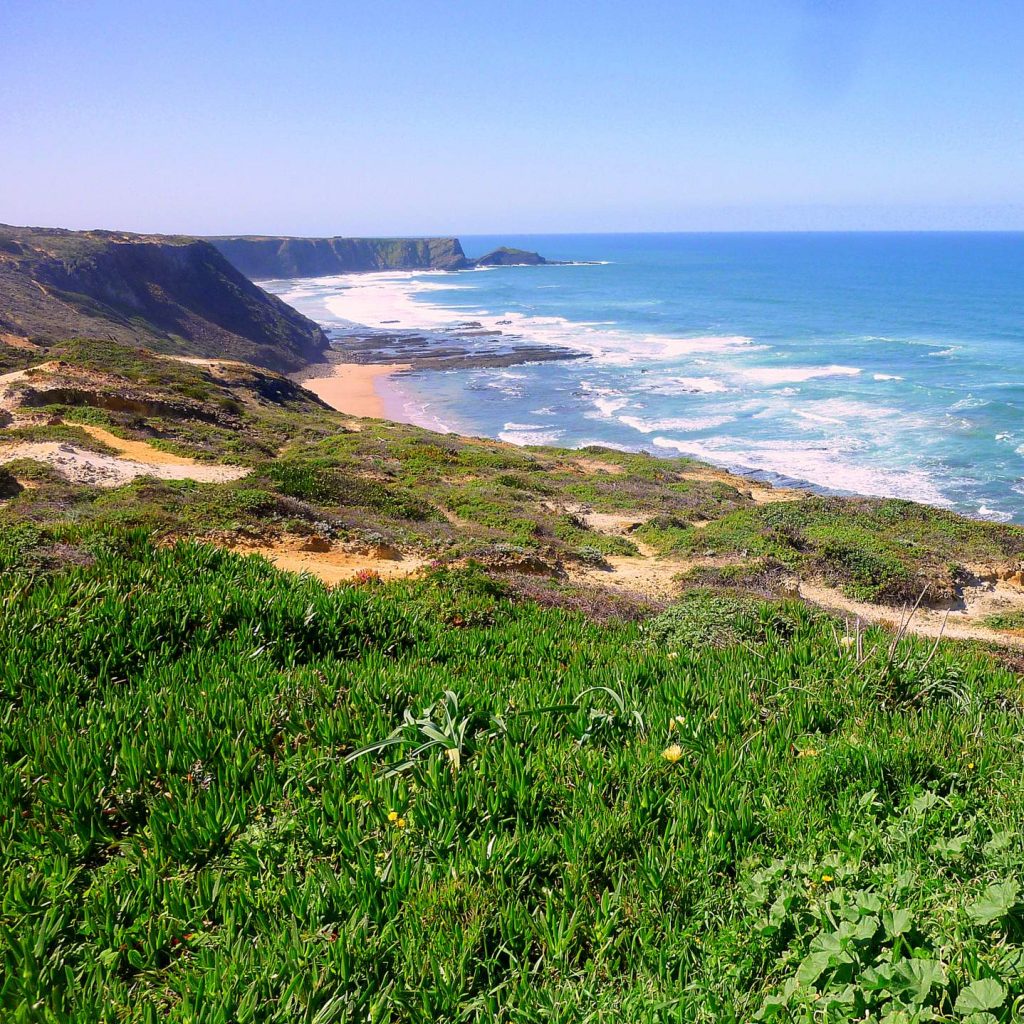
[5,337,1024,1021]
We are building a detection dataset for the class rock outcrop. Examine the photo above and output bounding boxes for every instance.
[0,225,330,373]
[471,246,548,267]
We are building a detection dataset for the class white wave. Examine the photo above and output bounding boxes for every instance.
[619,414,736,434]
[649,435,947,505]
[592,396,629,417]
[268,268,769,367]
[928,347,960,358]
[874,373,904,381]
[791,399,899,428]
[735,365,862,385]
[649,376,730,395]
[978,505,1014,523]
[498,422,564,446]
[573,439,636,452]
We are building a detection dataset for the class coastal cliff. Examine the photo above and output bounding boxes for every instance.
[0,225,330,373]
[209,235,551,278]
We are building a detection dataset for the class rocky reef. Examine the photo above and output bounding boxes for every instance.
[209,235,552,278]
[0,225,330,373]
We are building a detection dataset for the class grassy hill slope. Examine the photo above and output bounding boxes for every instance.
[4,340,1024,1021]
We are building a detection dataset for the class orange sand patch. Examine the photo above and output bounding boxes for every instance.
[301,363,412,419]
[0,333,37,351]
[78,424,215,467]
[224,535,428,586]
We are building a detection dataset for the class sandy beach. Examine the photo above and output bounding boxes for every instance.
[300,362,411,418]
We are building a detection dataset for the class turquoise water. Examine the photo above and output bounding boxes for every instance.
[275,233,1024,522]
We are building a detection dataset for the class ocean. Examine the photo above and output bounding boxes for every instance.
[266,233,1024,523]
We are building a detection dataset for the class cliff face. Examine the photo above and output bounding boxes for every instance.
[209,235,552,279]
[0,226,329,373]
[209,236,470,278]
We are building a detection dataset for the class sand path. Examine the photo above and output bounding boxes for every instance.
[797,576,1024,650]
[560,505,1024,647]
[0,423,249,487]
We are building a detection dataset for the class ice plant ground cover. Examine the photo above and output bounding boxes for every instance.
[4,529,1024,1021]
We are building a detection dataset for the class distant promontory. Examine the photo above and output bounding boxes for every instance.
[207,235,554,279]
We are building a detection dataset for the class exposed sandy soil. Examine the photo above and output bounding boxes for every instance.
[0,362,60,401]
[797,573,1024,649]
[0,333,38,351]
[574,458,626,476]
[0,422,250,487]
[561,505,691,598]
[555,505,1024,648]
[222,535,429,585]
[76,424,219,467]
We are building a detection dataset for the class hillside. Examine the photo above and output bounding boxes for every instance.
[208,235,552,278]
[5,341,1024,1020]
[0,225,330,373]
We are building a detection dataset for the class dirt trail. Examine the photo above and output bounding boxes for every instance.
[0,422,250,487]
[76,424,217,467]
[563,505,694,598]
[0,362,60,404]
[564,503,1024,647]
[797,576,1024,650]
[224,536,428,585]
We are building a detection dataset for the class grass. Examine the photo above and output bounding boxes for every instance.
[7,340,1024,610]
[665,498,1024,604]
[982,610,1024,633]
[4,530,1024,1020]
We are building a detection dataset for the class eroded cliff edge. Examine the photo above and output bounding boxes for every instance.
[0,225,330,373]
[208,235,551,278]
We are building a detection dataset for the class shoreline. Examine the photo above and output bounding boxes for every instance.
[269,269,1021,526]
[300,362,412,419]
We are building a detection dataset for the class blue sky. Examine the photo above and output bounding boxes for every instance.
[3,0,1022,234]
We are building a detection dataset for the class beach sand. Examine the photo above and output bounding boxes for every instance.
[301,362,411,418]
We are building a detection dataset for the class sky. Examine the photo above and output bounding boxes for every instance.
[2,0,1023,235]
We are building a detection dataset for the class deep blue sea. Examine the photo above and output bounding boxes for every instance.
[270,233,1024,522]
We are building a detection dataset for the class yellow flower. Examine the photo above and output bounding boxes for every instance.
[387,810,399,822]
[397,817,407,829]
[967,762,975,770]
[821,874,834,883]
[662,744,683,763]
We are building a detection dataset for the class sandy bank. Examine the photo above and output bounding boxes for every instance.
[300,362,411,419]
[0,441,249,487]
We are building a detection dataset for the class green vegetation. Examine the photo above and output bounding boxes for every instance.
[981,610,1024,633]
[2,421,119,454]
[4,531,1024,1021]
[7,339,1024,1019]
[653,498,1024,604]
[5,340,1023,606]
